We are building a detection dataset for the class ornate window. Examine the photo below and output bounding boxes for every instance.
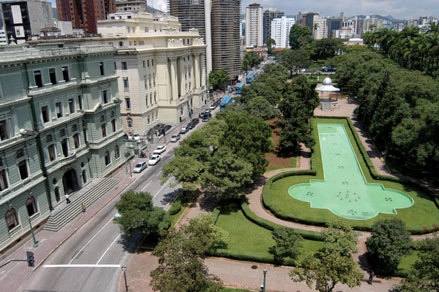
[26,197,38,217]
[5,208,18,231]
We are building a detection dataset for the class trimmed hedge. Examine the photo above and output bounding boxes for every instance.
[262,116,439,234]
[211,249,297,266]
[241,201,323,241]
[168,199,182,215]
[212,207,221,224]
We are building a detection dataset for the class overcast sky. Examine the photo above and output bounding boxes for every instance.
[48,0,438,19]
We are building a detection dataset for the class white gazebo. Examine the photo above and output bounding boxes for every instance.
[316,77,340,111]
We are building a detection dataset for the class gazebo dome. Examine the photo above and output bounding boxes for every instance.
[322,77,333,86]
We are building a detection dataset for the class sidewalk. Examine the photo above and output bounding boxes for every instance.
[0,98,217,292]
[0,163,135,292]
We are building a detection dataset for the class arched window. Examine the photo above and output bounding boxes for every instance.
[115,145,120,159]
[5,208,18,231]
[26,197,38,217]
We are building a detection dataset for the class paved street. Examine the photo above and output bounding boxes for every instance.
[12,102,216,292]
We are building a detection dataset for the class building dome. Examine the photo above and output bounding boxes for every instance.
[322,77,333,86]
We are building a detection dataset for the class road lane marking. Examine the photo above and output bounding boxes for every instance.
[152,179,171,199]
[68,217,114,264]
[43,264,121,268]
[141,180,152,192]
[96,234,121,265]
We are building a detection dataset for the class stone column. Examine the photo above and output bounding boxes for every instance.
[200,54,206,87]
[170,57,178,101]
[191,54,196,90]
[179,57,185,97]
[194,53,201,89]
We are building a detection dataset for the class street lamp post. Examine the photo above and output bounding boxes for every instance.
[28,218,38,248]
[262,268,267,292]
[121,266,128,292]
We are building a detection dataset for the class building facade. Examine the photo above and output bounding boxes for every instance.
[263,8,284,45]
[169,0,240,80]
[313,14,327,40]
[245,3,263,48]
[271,16,295,48]
[97,12,207,135]
[116,0,148,13]
[56,0,116,34]
[168,0,212,74]
[211,0,241,80]
[0,44,126,251]
[1,0,54,44]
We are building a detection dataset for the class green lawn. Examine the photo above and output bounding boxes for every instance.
[215,206,324,264]
[398,251,417,276]
[263,118,439,233]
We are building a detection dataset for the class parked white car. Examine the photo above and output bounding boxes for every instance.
[148,154,161,166]
[153,145,167,154]
[133,161,147,173]
[132,133,141,141]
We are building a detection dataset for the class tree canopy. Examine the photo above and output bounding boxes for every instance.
[209,69,229,90]
[366,219,411,276]
[162,111,272,203]
[114,191,171,238]
[290,222,363,292]
[395,236,439,292]
[242,51,262,71]
[266,38,276,55]
[289,24,312,50]
[270,227,303,264]
[151,214,228,292]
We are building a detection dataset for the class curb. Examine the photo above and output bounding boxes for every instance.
[34,178,134,270]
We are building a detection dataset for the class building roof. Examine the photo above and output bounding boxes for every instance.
[316,77,340,92]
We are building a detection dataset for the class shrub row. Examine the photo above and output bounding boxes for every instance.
[168,199,182,215]
[211,207,221,224]
[211,249,297,267]
[240,201,323,241]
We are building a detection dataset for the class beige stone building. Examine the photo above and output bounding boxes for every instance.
[97,12,208,135]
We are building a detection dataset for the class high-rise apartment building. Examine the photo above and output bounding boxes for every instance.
[1,0,54,44]
[327,18,343,38]
[301,12,318,32]
[116,0,147,12]
[313,14,327,39]
[0,44,126,251]
[169,0,240,80]
[263,8,283,44]
[211,0,241,79]
[271,16,295,48]
[245,3,263,48]
[56,0,116,34]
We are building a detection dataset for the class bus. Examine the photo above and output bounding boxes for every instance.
[235,82,244,94]
[246,72,257,84]
[220,96,232,111]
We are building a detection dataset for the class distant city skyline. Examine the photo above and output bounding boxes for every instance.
[47,0,438,20]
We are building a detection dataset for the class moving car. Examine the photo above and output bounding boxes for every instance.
[170,133,180,142]
[180,127,188,134]
[148,154,161,166]
[153,145,167,154]
[133,161,147,173]
[187,118,199,129]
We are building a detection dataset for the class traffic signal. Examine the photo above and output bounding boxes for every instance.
[26,251,34,267]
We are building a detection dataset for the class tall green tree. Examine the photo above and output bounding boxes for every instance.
[266,38,276,55]
[366,219,411,276]
[277,49,311,77]
[289,24,312,50]
[151,215,228,292]
[394,237,439,292]
[312,38,345,60]
[209,69,229,90]
[114,191,171,238]
[290,222,363,292]
[271,227,303,264]
[244,96,279,120]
